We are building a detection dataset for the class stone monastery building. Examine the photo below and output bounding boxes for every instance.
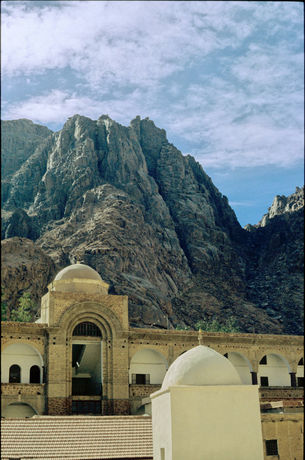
[1,263,304,459]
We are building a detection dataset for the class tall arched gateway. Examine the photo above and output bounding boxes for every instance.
[71,321,103,414]
[39,263,129,416]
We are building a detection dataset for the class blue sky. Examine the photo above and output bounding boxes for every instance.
[2,1,304,226]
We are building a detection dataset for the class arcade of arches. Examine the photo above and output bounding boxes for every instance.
[1,263,304,418]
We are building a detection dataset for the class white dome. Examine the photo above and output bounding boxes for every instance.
[161,345,242,390]
[54,264,102,282]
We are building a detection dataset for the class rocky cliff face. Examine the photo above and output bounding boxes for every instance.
[244,187,304,335]
[1,116,303,334]
[1,119,52,209]
[1,237,56,320]
[257,186,304,227]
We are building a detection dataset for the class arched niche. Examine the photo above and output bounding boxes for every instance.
[1,343,43,384]
[224,352,253,384]
[129,348,168,385]
[258,353,291,387]
[2,402,37,418]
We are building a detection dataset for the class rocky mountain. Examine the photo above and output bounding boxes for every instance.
[1,116,303,334]
[1,237,56,320]
[2,119,52,210]
[258,186,304,227]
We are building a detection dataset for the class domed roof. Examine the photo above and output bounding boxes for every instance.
[161,345,242,390]
[54,264,102,281]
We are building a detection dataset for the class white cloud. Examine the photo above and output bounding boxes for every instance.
[2,1,303,170]
[1,1,254,88]
[3,87,163,127]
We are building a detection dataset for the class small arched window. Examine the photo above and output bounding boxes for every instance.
[298,358,304,366]
[30,365,41,384]
[73,322,101,337]
[9,364,21,383]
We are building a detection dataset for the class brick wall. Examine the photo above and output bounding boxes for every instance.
[47,397,72,415]
[101,399,130,415]
[129,384,161,398]
[261,413,304,460]
[113,399,130,415]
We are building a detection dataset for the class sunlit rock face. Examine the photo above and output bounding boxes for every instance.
[1,116,303,334]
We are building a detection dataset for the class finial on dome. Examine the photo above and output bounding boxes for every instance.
[198,328,203,345]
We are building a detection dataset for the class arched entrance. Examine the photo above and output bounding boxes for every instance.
[72,321,102,397]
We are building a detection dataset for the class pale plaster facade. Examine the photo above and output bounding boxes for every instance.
[152,385,265,460]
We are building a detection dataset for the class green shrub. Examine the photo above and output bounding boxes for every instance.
[195,316,240,333]
[10,292,34,322]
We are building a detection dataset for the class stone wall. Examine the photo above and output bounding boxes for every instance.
[129,384,161,398]
[259,387,304,401]
[1,321,303,417]
[1,383,45,396]
[261,413,304,460]
[1,384,46,416]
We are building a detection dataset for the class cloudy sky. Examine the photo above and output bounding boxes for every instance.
[2,1,304,226]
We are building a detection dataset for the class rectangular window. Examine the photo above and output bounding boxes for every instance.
[297,377,304,387]
[260,376,269,386]
[265,439,278,456]
[135,374,146,384]
[131,374,151,384]
[160,447,165,460]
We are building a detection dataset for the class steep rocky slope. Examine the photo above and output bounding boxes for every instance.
[244,187,304,335]
[1,237,56,320]
[1,116,303,334]
[1,119,52,211]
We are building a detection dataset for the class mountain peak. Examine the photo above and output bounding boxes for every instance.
[258,186,304,227]
[1,116,303,335]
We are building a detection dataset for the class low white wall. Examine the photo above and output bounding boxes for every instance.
[151,385,264,460]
